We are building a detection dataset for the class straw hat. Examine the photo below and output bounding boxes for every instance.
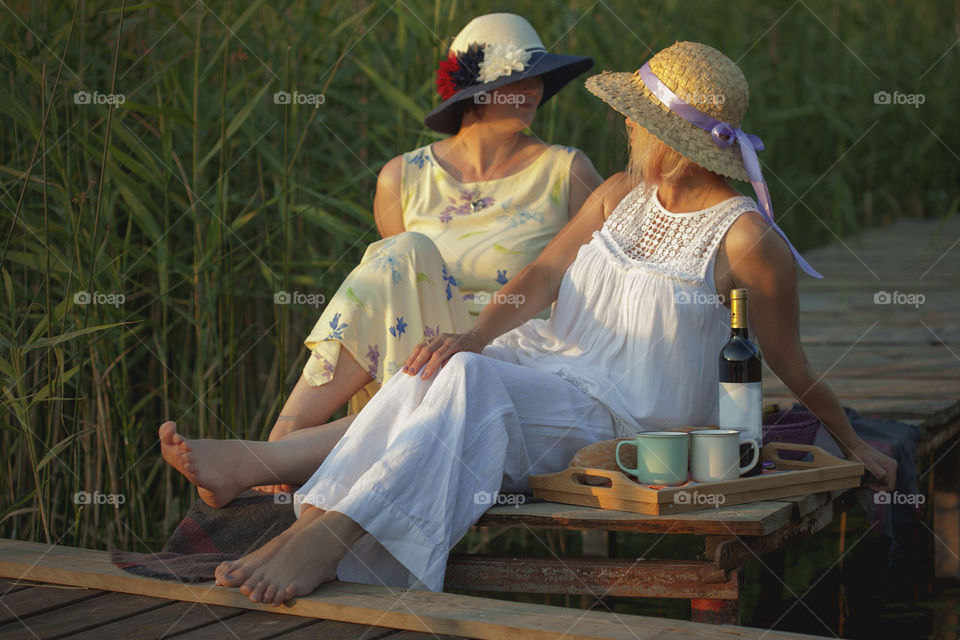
[585,41,752,182]
[424,13,593,134]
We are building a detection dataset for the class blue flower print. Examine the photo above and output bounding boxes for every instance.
[441,264,458,301]
[388,316,408,339]
[423,324,441,339]
[495,269,508,285]
[326,312,349,340]
[373,249,405,285]
[366,344,380,378]
[407,148,433,170]
[498,208,544,229]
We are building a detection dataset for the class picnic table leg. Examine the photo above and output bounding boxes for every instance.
[690,569,740,625]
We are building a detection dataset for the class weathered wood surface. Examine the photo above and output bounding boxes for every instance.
[0,539,826,640]
[762,217,960,424]
[477,490,844,536]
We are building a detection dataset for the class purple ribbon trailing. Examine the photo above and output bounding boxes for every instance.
[637,62,822,279]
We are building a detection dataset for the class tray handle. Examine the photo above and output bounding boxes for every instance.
[566,466,627,488]
[763,443,846,469]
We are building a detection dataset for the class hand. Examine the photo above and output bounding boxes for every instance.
[846,440,898,492]
[403,331,487,379]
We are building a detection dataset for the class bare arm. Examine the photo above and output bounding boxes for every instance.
[405,172,632,377]
[567,150,604,220]
[721,213,897,490]
[373,155,405,238]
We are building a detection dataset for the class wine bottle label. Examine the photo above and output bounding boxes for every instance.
[718,381,762,442]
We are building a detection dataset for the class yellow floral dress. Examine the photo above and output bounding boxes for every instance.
[302,142,579,412]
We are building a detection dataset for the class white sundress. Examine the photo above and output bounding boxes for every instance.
[294,182,764,592]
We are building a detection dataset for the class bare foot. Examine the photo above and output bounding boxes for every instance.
[215,526,295,587]
[159,421,246,508]
[240,508,364,605]
[214,504,326,587]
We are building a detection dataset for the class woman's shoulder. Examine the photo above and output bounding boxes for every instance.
[596,172,636,219]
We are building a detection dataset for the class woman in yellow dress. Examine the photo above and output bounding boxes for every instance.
[268,13,603,445]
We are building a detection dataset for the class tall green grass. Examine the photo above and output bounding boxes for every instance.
[1,0,957,550]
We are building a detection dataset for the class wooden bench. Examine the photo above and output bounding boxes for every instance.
[448,217,960,625]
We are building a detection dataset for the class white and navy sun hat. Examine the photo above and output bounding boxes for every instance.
[424,13,594,134]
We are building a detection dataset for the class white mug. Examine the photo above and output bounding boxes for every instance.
[689,429,759,482]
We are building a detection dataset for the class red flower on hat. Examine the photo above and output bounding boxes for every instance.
[436,44,486,100]
[436,53,461,100]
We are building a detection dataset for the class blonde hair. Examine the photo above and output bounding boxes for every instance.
[625,119,700,187]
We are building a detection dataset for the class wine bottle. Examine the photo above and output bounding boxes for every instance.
[718,288,763,476]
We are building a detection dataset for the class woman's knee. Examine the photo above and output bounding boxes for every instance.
[386,231,442,261]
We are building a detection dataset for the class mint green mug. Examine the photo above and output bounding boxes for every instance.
[615,431,690,485]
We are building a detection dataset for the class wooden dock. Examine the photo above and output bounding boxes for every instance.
[1,216,957,639]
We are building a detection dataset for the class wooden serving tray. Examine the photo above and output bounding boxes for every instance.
[529,443,864,516]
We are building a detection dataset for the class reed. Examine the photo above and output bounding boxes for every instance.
[0,0,956,554]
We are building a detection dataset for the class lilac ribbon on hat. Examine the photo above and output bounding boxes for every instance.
[638,62,822,279]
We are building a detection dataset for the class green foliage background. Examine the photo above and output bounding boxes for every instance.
[0,0,957,557]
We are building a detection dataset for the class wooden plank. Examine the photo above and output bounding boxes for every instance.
[0,540,822,640]
[0,583,105,625]
[0,591,173,640]
[477,499,798,536]
[66,599,245,639]
[0,578,43,594]
[273,619,414,639]
[444,555,738,599]
[170,610,320,639]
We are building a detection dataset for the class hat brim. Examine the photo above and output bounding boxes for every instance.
[424,52,594,134]
[585,71,751,182]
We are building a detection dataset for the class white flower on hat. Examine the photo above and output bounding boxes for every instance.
[477,43,531,83]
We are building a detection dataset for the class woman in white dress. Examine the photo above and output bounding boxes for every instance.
[159,41,898,605]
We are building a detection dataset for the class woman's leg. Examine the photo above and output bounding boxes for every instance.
[234,352,614,602]
[158,416,355,508]
[289,232,472,436]
[267,357,371,443]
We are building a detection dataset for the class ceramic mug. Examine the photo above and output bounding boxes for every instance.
[689,429,760,482]
[615,431,689,485]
